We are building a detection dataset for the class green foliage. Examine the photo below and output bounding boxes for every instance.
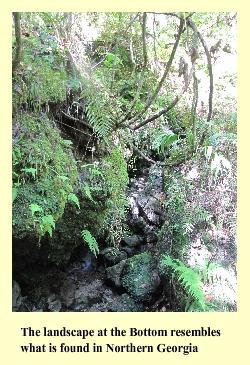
[101,146,129,245]
[29,203,55,237]
[12,187,18,203]
[81,230,99,257]
[161,168,216,254]
[160,253,236,312]
[67,192,80,209]
[12,115,78,239]
[40,214,55,237]
[160,255,214,312]
[152,132,178,154]
[204,140,233,180]
[103,53,122,68]
[80,80,118,139]
[21,167,37,179]
[82,183,96,203]
[30,203,44,216]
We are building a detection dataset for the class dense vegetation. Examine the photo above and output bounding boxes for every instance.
[12,12,237,312]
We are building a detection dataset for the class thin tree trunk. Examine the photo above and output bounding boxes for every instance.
[12,12,22,75]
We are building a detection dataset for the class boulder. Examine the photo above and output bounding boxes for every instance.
[121,235,143,247]
[106,260,126,287]
[121,253,160,302]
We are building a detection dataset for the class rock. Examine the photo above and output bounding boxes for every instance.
[48,299,61,312]
[121,253,160,302]
[108,294,143,312]
[121,235,143,247]
[12,280,22,311]
[146,231,158,243]
[137,195,165,226]
[106,260,126,287]
[47,293,56,303]
[100,247,127,266]
[60,279,76,308]
[74,279,104,307]
[87,293,143,312]
[128,217,146,233]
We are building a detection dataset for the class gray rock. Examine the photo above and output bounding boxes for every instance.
[12,280,22,311]
[48,299,61,312]
[60,279,76,308]
[106,260,126,287]
[100,247,127,266]
[146,231,158,243]
[122,235,143,247]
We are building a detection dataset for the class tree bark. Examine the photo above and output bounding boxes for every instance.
[12,12,22,75]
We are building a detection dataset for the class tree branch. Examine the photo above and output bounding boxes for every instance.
[125,17,184,129]
[61,111,93,129]
[131,63,195,131]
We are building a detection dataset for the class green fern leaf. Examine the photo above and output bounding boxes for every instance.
[30,203,43,216]
[81,229,99,257]
[83,183,96,203]
[161,255,206,311]
[40,214,55,237]
[22,167,37,179]
[68,192,80,209]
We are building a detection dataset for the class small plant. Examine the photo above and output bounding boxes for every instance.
[160,255,207,311]
[67,192,80,209]
[81,230,99,257]
[152,132,178,154]
[40,215,55,237]
[160,254,236,311]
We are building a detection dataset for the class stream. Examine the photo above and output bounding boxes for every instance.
[13,163,169,312]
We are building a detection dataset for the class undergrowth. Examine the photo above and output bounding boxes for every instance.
[160,255,236,312]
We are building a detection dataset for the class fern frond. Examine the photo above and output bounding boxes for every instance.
[161,255,206,310]
[82,182,96,203]
[68,192,80,209]
[81,229,99,257]
[80,82,118,139]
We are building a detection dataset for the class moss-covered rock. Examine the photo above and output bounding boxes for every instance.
[12,115,78,240]
[121,253,160,301]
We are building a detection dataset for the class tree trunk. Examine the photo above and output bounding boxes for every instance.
[12,12,22,75]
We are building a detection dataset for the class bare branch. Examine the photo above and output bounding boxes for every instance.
[131,63,195,131]
[125,17,184,129]
[61,111,93,129]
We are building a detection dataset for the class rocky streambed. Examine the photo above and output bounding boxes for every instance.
[13,164,170,312]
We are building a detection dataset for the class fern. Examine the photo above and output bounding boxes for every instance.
[21,167,37,179]
[152,133,178,154]
[81,229,99,257]
[161,255,206,311]
[161,254,236,311]
[162,255,205,310]
[40,215,55,237]
[82,182,96,203]
[68,192,80,209]
[80,83,117,139]
[30,203,44,216]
